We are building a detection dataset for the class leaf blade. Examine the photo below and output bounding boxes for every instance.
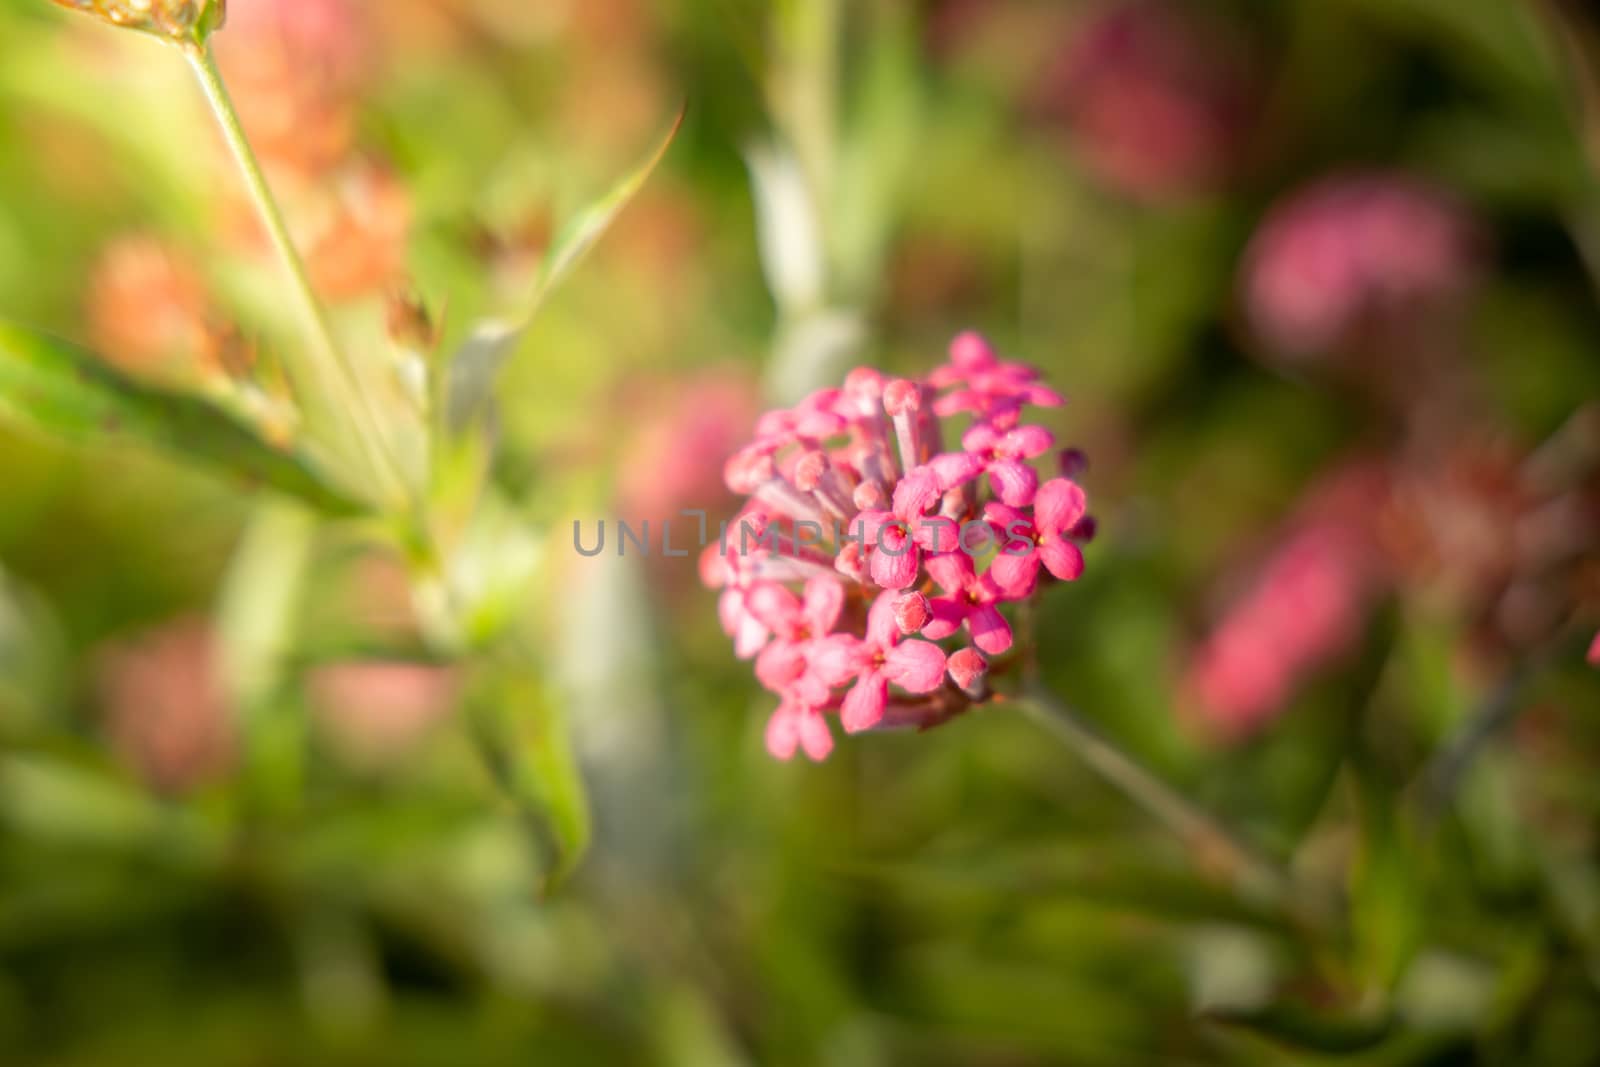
[445,105,686,431]
[0,321,363,514]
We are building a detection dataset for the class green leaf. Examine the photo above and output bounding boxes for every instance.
[445,106,686,432]
[467,664,591,890]
[0,321,363,514]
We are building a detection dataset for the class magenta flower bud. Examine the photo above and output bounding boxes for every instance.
[947,647,989,697]
[1058,448,1089,479]
[893,592,932,635]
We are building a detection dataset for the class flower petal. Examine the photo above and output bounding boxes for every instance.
[892,467,942,519]
[987,549,1040,598]
[921,596,965,640]
[987,459,1039,507]
[928,451,985,490]
[912,516,959,554]
[797,709,835,760]
[870,544,919,589]
[1040,538,1086,582]
[1002,425,1054,459]
[841,674,889,733]
[883,640,948,693]
[924,550,975,595]
[802,576,844,634]
[968,603,1013,655]
[1035,478,1089,536]
[764,706,799,760]
[810,633,868,687]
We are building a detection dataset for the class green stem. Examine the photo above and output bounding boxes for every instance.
[184,43,403,506]
[1014,686,1293,905]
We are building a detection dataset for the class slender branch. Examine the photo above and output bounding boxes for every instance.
[1012,687,1293,904]
[184,43,403,505]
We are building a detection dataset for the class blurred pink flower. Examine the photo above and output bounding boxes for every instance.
[617,371,759,524]
[1040,0,1256,201]
[1186,466,1389,739]
[703,332,1093,761]
[1243,173,1482,359]
[96,619,235,794]
[218,0,371,176]
[308,661,461,768]
[1589,630,1600,667]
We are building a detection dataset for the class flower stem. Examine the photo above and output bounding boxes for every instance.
[1013,686,1293,904]
[184,43,403,506]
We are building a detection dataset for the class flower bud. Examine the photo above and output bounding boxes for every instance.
[893,592,931,635]
[52,0,226,45]
[947,647,989,698]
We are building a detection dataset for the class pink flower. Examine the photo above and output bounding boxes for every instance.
[961,423,1056,507]
[1186,519,1379,739]
[765,696,836,762]
[985,478,1090,596]
[746,577,846,707]
[1242,173,1481,359]
[852,508,958,590]
[921,552,1015,655]
[1588,630,1600,668]
[701,332,1092,760]
[1038,0,1257,201]
[931,332,1064,428]
[813,593,949,733]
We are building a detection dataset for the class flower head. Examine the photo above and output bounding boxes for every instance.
[703,333,1093,760]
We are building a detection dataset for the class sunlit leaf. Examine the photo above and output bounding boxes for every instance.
[0,322,363,514]
[445,106,685,432]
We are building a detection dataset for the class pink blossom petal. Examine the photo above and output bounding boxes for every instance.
[961,422,1000,454]
[841,674,889,733]
[968,604,1013,655]
[1035,478,1089,535]
[1588,630,1600,667]
[870,544,920,589]
[865,592,902,649]
[764,707,799,760]
[882,640,948,693]
[797,709,835,760]
[811,633,869,687]
[949,330,998,373]
[1002,425,1055,459]
[802,576,844,634]
[988,550,1040,598]
[747,583,803,634]
[922,597,965,641]
[912,516,959,554]
[755,640,807,694]
[1040,539,1086,582]
[924,551,976,595]
[1022,384,1065,407]
[892,468,942,519]
[988,459,1039,507]
[928,451,985,489]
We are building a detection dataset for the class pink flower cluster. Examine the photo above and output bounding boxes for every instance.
[1040,0,1256,201]
[1242,172,1481,358]
[701,333,1093,761]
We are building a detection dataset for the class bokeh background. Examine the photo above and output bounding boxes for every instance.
[2,0,1600,1063]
